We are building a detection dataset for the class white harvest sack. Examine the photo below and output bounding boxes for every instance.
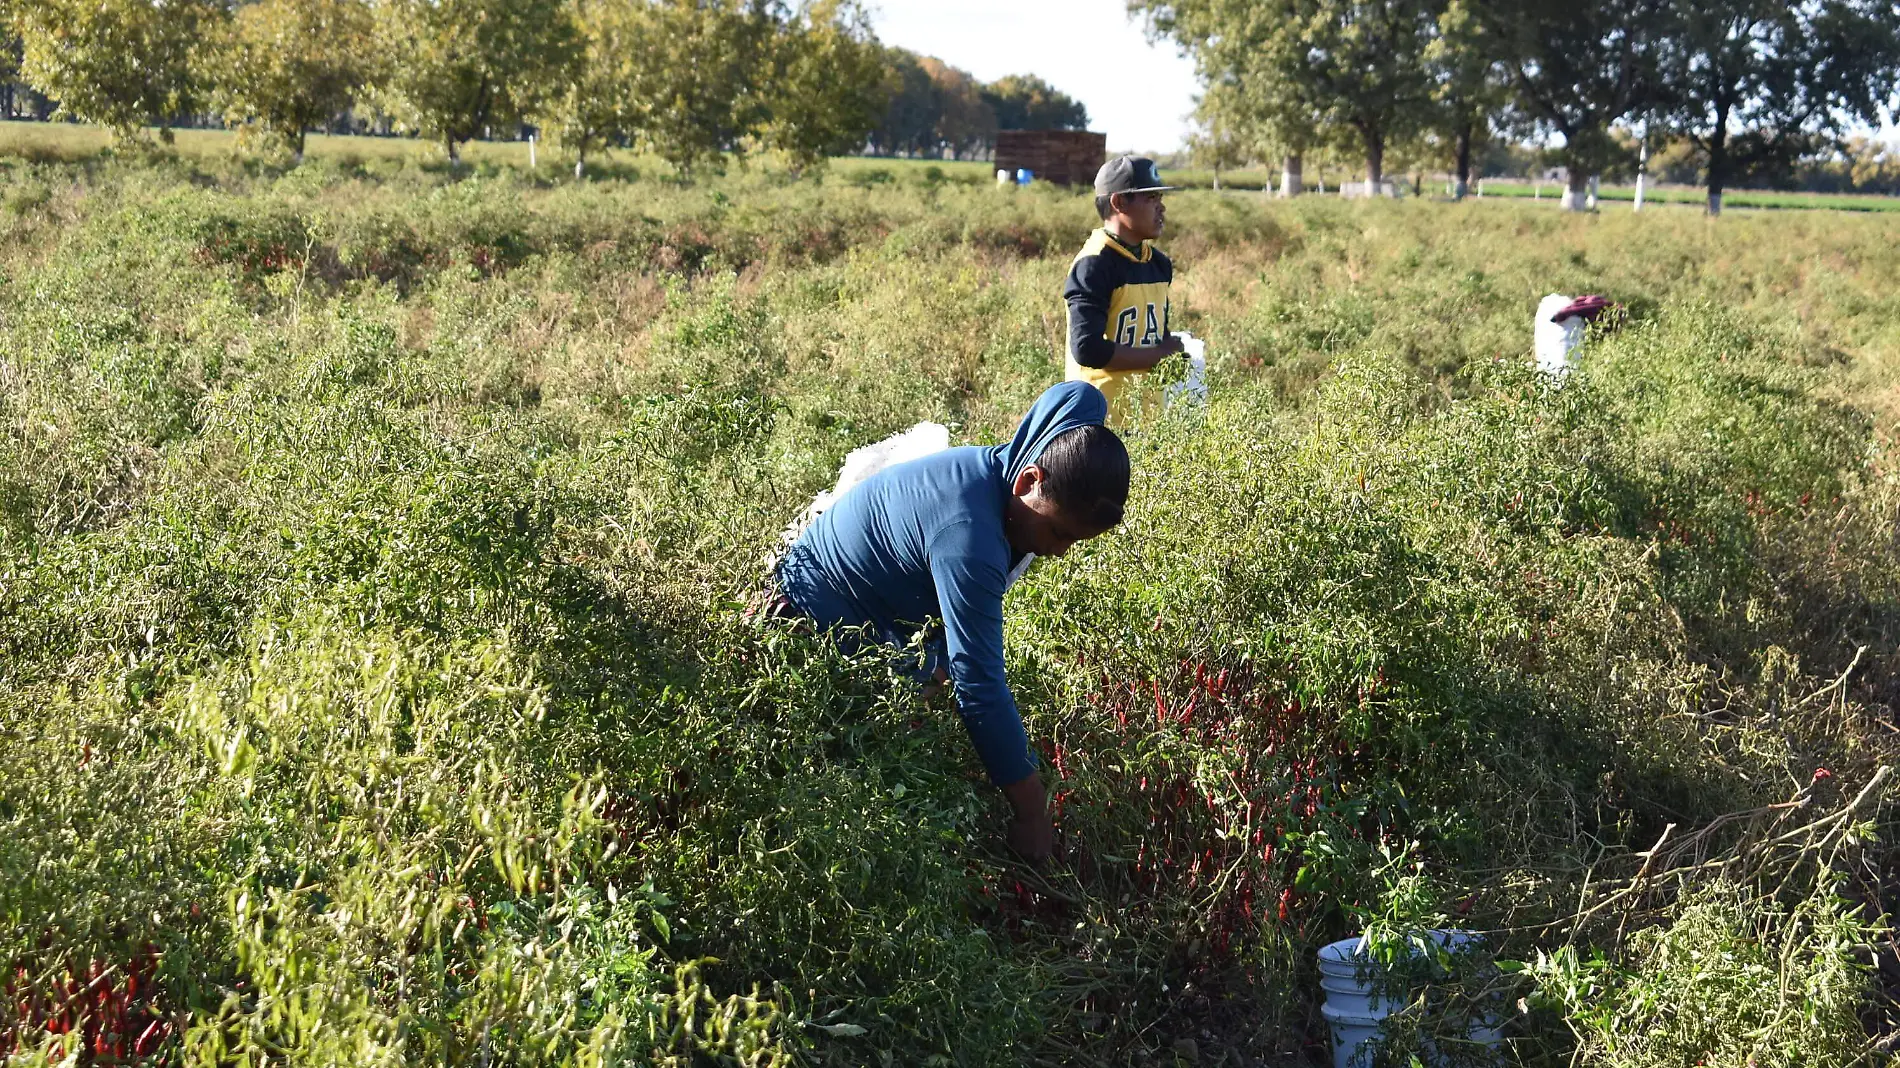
[778,421,1039,590]
[1534,294,1588,378]
[1165,331,1209,410]
[784,421,951,548]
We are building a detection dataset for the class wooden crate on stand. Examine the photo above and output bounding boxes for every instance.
[994,130,1108,187]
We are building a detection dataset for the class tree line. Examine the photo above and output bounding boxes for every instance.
[0,0,1087,174]
[1140,0,1900,214]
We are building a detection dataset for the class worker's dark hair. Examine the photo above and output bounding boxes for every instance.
[1035,424,1129,530]
[1095,193,1116,220]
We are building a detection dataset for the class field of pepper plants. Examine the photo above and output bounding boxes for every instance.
[1,150,1898,1067]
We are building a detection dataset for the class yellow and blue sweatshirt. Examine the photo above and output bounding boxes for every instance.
[1064,228,1172,423]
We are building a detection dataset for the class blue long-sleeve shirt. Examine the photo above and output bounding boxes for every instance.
[775,382,1109,786]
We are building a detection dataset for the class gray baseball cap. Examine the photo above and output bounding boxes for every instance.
[1094,155,1179,195]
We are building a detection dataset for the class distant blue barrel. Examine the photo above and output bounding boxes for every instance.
[1015,168,1033,186]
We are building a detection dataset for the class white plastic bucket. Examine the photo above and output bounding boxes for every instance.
[1316,931,1501,1067]
[1319,972,1407,1015]
[1320,1002,1385,1068]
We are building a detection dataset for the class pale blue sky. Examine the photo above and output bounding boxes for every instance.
[867,0,1201,154]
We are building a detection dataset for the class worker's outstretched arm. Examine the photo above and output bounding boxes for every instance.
[1001,772,1051,862]
[927,533,1050,861]
[1101,335,1185,371]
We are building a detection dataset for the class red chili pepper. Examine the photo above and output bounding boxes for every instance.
[1278,887,1294,922]
[135,1019,164,1055]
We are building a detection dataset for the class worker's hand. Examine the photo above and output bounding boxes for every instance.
[1105,337,1186,371]
[1008,811,1054,863]
[1001,772,1052,863]
[920,665,951,703]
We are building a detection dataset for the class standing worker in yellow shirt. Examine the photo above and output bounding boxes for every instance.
[1064,156,1187,425]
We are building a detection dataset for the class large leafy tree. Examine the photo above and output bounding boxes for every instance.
[862,50,1090,158]
[370,0,581,165]
[1660,0,1900,215]
[14,0,222,144]
[544,0,644,178]
[917,56,995,159]
[1474,0,1673,209]
[1138,2,1297,193]
[1424,0,1505,198]
[1186,83,1259,190]
[1136,0,1436,193]
[866,47,939,156]
[549,0,880,178]
[211,0,377,163]
[618,0,774,174]
[980,74,1089,131]
[757,0,885,173]
[0,7,19,120]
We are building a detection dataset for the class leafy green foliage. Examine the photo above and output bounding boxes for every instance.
[208,0,376,162]
[979,73,1089,132]
[1658,0,1900,211]
[0,161,1896,1065]
[370,0,582,163]
[12,0,221,144]
[1138,0,1441,187]
[755,1,886,173]
[1530,883,1876,1068]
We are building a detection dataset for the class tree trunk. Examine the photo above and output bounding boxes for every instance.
[1706,104,1729,216]
[1453,121,1473,199]
[575,142,586,180]
[1563,166,1589,211]
[1363,130,1384,196]
[1279,154,1303,198]
[447,138,461,167]
[1212,164,1221,192]
[291,128,305,167]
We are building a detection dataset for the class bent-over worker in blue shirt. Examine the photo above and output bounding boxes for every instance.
[771,382,1129,861]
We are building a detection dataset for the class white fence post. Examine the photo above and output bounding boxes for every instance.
[1634,140,1648,212]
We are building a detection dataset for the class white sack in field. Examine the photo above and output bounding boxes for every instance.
[1534,294,1588,378]
[785,422,951,547]
[1165,331,1209,410]
[780,420,1039,589]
